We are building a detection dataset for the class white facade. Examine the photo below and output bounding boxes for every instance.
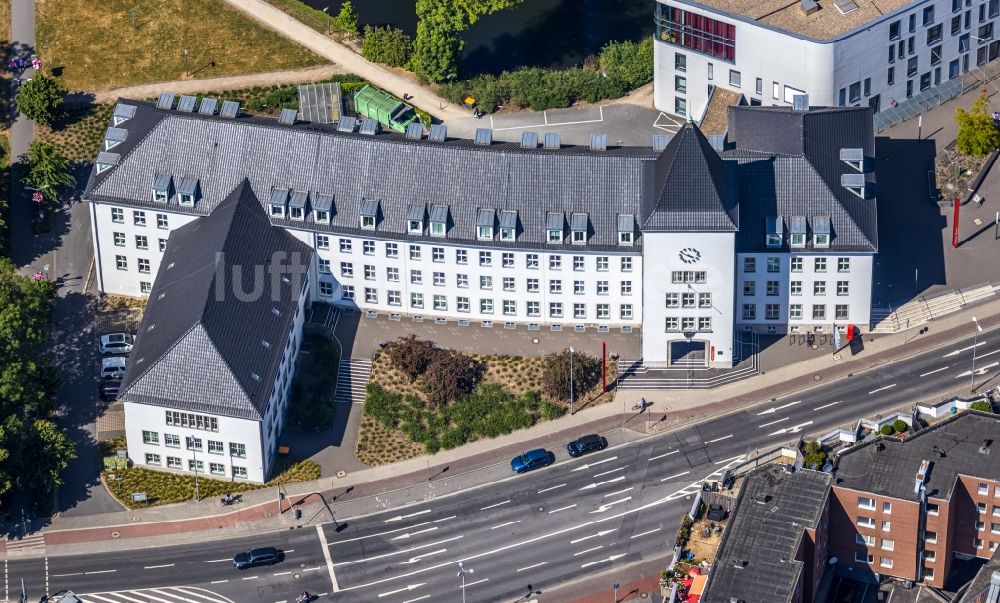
[655,0,981,120]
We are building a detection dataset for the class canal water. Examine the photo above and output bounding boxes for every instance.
[304,0,654,75]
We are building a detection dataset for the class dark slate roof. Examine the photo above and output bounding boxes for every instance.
[833,411,1000,502]
[724,105,878,253]
[84,100,680,252]
[118,181,313,421]
[957,545,1000,603]
[641,124,738,232]
[704,465,831,603]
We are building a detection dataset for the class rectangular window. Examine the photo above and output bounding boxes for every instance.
[114,232,125,247]
[766,281,779,296]
[858,496,876,510]
[409,245,421,261]
[503,276,515,291]
[502,252,515,268]
[979,483,989,495]
[743,281,755,296]
[133,210,146,227]
[387,290,401,306]
[434,295,447,311]
[596,304,610,319]
[890,19,901,39]
[815,258,827,272]
[145,453,161,466]
[230,443,246,458]
[433,247,445,263]
[882,520,891,532]
[341,262,353,278]
[979,502,988,514]
[363,240,375,255]
[596,281,609,295]
[923,5,935,25]
[526,301,540,317]
[708,63,714,80]
[888,66,896,85]
[849,81,861,103]
[837,281,850,296]
[167,456,182,469]
[729,70,741,87]
[620,304,633,320]
[675,75,687,93]
[480,276,492,290]
[666,293,679,308]
[210,463,225,475]
[456,296,469,312]
[857,515,875,528]
[142,430,159,445]
[881,538,895,551]
[675,52,686,72]
[340,239,352,253]
[156,213,168,229]
[457,274,469,288]
[573,303,586,319]
[208,440,224,454]
[742,304,756,320]
[574,281,585,295]
[836,305,849,320]
[480,298,494,314]
[744,257,756,273]
[456,249,468,265]
[657,8,735,61]
[790,281,802,296]
[319,259,331,274]
[165,434,180,447]
[112,207,124,223]
[384,242,398,258]
[342,286,354,300]
[434,272,446,287]
[140,281,152,294]
[411,293,424,309]
[880,557,893,569]
[233,466,248,479]
[526,254,539,268]
[766,257,780,272]
[138,258,150,274]
[814,281,827,296]
[550,280,562,294]
[812,304,827,320]
[549,302,563,318]
[316,235,330,250]
[856,533,876,546]
[621,281,633,296]
[927,503,939,515]
[755,77,762,95]
[908,56,918,76]
[698,317,711,331]
[573,256,585,271]
[550,255,562,270]
[364,265,375,280]
[480,251,492,267]
[698,292,711,308]
[789,304,802,320]
[621,257,632,272]
[765,304,780,320]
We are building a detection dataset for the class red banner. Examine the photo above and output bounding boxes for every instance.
[953,197,961,248]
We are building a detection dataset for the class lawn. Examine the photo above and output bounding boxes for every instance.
[35,0,327,91]
[286,336,339,432]
[37,103,113,163]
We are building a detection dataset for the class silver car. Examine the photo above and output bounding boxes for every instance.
[100,333,134,355]
[101,356,127,378]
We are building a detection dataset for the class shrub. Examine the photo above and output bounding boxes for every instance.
[15,75,66,127]
[676,514,694,549]
[385,335,438,381]
[362,25,413,68]
[955,92,1000,156]
[598,38,654,89]
[332,0,358,35]
[364,383,401,428]
[244,85,298,114]
[802,440,827,469]
[970,400,994,412]
[540,400,565,421]
[540,349,601,403]
[418,350,483,406]
[892,419,909,433]
[879,424,894,435]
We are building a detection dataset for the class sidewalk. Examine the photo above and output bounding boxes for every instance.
[220,0,467,122]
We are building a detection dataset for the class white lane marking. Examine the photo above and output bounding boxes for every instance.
[570,530,616,544]
[403,549,447,564]
[578,475,627,490]
[464,578,489,588]
[591,496,632,513]
[631,527,662,539]
[332,521,433,544]
[603,487,634,498]
[391,526,439,540]
[378,584,426,598]
[955,361,1000,377]
[211,580,228,584]
[52,573,83,578]
[757,400,801,415]
[516,562,548,572]
[661,470,691,482]
[143,564,174,569]
[537,483,566,494]
[812,400,843,411]
[593,465,629,478]
[705,434,733,443]
[573,545,604,557]
[316,524,341,593]
[385,510,432,523]
[758,417,788,428]
[944,341,986,357]
[649,450,679,461]
[334,536,464,566]
[273,571,291,576]
[206,558,231,563]
[571,456,618,471]
[242,576,258,581]
[581,553,627,569]
[401,596,430,603]
[715,455,745,465]
[868,384,897,394]
[85,570,117,575]
[479,500,510,511]
[490,520,521,530]
[549,504,577,514]
[768,420,814,436]
[434,515,457,523]
[919,366,949,377]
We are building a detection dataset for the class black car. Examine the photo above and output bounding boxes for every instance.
[100,377,121,401]
[567,434,608,457]
[233,547,279,570]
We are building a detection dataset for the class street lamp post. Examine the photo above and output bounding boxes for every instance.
[322,6,330,35]
[971,316,984,391]
[457,562,473,603]
[569,347,575,415]
[183,48,189,77]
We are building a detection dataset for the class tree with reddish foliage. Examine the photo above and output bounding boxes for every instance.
[417,349,483,406]
[385,335,437,382]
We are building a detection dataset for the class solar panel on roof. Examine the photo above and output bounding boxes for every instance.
[543,132,560,149]
[219,100,240,119]
[405,122,424,140]
[358,119,379,135]
[296,82,341,124]
[520,132,538,148]
[156,92,175,110]
[652,135,670,152]
[176,95,196,112]
[474,128,492,146]
[95,151,120,166]
[589,134,607,151]
[198,98,218,115]
[278,108,298,125]
[428,124,447,142]
[337,117,357,132]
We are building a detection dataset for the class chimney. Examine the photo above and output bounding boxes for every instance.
[915,459,930,494]
[800,0,820,15]
[980,438,992,455]
[792,94,809,112]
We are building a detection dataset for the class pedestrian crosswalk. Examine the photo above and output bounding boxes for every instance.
[78,586,235,603]
[334,358,372,405]
[5,532,45,557]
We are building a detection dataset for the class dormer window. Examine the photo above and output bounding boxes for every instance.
[499,210,517,242]
[500,227,516,241]
[571,213,589,245]
[315,210,330,224]
[95,151,119,174]
[112,102,136,126]
[269,188,288,218]
[177,176,198,207]
[104,127,127,151]
[288,190,308,222]
[313,193,333,224]
[813,216,831,248]
[429,204,449,237]
[476,209,495,240]
[546,212,564,243]
[360,199,379,230]
[766,216,783,248]
[152,174,171,204]
[841,173,867,199]
[839,147,864,172]
[407,203,425,234]
[617,214,634,246]
[789,216,807,249]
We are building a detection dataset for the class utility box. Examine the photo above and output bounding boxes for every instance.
[353,85,418,134]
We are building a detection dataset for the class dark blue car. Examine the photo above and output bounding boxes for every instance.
[511,448,552,474]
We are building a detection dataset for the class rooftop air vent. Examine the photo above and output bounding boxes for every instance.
[219,100,240,119]
[198,97,218,115]
[156,92,175,110]
[176,95,196,112]
[652,135,670,152]
[272,307,281,316]
[521,131,538,148]
[405,122,424,140]
[932,445,946,458]
[358,118,379,135]
[543,132,560,150]
[589,134,607,151]
[474,128,493,146]
[428,123,447,142]
[337,116,358,133]
[981,438,993,454]
[278,108,297,125]
[800,0,819,15]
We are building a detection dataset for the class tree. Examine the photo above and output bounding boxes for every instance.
[14,418,76,500]
[24,139,76,212]
[333,1,358,35]
[412,0,523,82]
[892,419,908,433]
[362,25,414,68]
[540,349,601,403]
[14,75,67,127]
[802,441,827,469]
[417,350,482,406]
[970,400,994,412]
[955,92,1000,156]
[385,335,437,381]
[598,38,654,89]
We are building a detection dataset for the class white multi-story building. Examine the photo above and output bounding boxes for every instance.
[86,95,878,427]
[653,0,990,121]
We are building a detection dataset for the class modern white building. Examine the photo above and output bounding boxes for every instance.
[653,0,990,121]
[86,94,878,429]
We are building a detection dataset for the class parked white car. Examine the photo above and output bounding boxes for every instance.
[99,333,134,355]
[101,356,127,378]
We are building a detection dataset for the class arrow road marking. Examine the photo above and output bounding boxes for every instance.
[378,584,426,598]
[661,470,691,482]
[491,521,521,530]
[812,400,843,411]
[403,549,447,564]
[590,496,632,513]
[480,500,510,511]
[385,510,432,523]
[581,553,627,569]
[334,536,464,566]
[517,562,547,572]
[391,527,438,540]
[570,529,616,544]
[549,504,577,514]
[579,475,627,490]
[571,456,618,471]
[768,421,814,437]
[649,450,679,461]
[919,366,949,377]
[593,465,629,478]
[944,342,986,357]
[955,361,1000,378]
[757,400,801,415]
[758,417,788,428]
[537,483,566,494]
[573,545,604,557]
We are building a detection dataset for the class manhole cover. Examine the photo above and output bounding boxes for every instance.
[814,374,822,381]
[111,531,120,538]
[641,594,649,599]
[537,506,544,512]
[294,573,301,579]
[131,516,140,521]
[336,470,347,478]
[833,354,842,361]
[532,338,539,344]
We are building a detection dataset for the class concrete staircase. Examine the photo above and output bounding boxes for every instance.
[616,332,759,390]
[334,358,372,405]
[871,283,1000,333]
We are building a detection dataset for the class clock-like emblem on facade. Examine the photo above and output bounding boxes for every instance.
[678,247,701,264]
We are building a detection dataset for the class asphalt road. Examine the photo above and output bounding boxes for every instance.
[7,327,998,603]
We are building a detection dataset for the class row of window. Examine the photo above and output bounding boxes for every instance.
[116,255,150,274]
[853,551,894,569]
[114,232,168,252]
[142,430,246,456]
[111,208,170,229]
[164,411,219,431]
[744,257,850,273]
[742,303,849,321]
[144,453,248,478]
[855,533,895,550]
[742,280,851,297]
[319,237,635,272]
[664,316,712,332]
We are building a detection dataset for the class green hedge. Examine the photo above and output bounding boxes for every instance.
[362,25,413,68]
